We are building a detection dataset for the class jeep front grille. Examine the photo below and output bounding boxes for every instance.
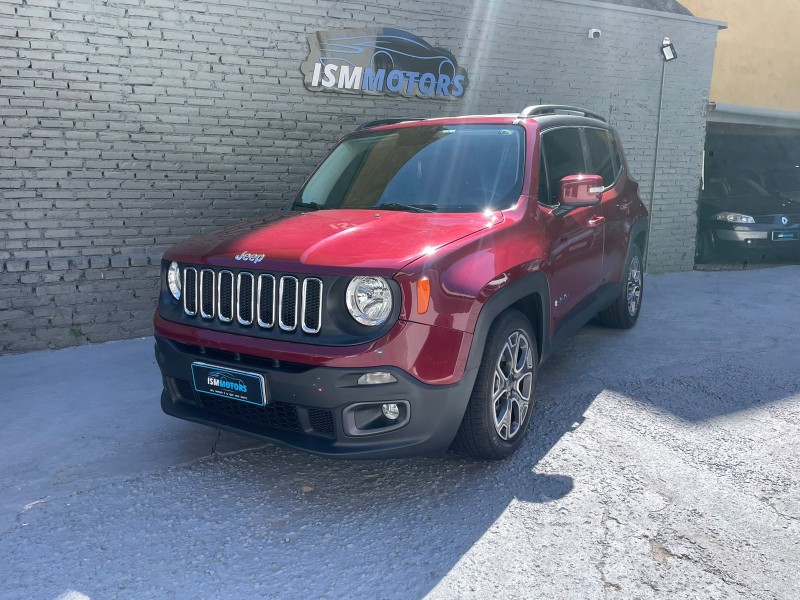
[182,267,323,334]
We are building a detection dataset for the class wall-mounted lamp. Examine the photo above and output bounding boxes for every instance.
[661,37,677,62]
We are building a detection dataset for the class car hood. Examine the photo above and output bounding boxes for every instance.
[165,208,503,273]
[700,195,800,216]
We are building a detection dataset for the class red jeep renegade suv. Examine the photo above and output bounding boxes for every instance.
[154,105,648,460]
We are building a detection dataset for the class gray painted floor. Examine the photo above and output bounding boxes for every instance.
[1,266,798,599]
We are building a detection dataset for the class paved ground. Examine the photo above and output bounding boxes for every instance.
[1,266,799,600]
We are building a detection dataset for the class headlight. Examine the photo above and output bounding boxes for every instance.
[346,276,393,326]
[167,261,182,300]
[713,212,755,224]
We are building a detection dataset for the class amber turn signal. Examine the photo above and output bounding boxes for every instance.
[417,277,430,314]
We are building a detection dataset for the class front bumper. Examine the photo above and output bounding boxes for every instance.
[155,336,477,458]
[711,223,800,253]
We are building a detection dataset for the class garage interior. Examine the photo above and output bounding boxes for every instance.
[699,107,800,267]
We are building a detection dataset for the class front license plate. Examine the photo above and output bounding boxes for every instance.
[191,362,267,406]
[772,231,799,241]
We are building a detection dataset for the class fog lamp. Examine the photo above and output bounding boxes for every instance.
[357,372,397,386]
[381,403,400,420]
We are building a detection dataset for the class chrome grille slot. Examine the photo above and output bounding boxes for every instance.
[302,278,323,334]
[218,270,234,323]
[200,269,215,319]
[257,274,276,328]
[237,272,254,325]
[279,276,298,331]
[183,267,197,316]
[178,266,322,335]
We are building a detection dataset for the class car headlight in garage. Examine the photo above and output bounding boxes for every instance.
[167,261,182,300]
[713,212,755,224]
[346,276,393,326]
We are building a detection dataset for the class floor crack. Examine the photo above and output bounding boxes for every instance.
[210,430,222,457]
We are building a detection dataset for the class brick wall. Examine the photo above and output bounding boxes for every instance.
[0,0,720,353]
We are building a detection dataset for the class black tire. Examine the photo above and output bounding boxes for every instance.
[597,244,643,329]
[452,309,538,460]
[695,229,714,264]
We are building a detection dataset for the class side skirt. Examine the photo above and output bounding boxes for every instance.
[541,281,621,363]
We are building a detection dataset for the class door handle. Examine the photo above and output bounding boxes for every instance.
[587,215,605,227]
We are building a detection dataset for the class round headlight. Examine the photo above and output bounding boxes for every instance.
[167,261,182,300]
[346,276,393,326]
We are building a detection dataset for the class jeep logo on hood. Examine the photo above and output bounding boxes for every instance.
[235,251,265,264]
[301,27,469,99]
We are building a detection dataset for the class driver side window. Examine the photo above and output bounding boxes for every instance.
[539,128,587,205]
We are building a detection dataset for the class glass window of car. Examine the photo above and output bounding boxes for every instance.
[764,168,800,192]
[540,127,587,205]
[725,175,769,197]
[703,178,726,197]
[583,128,615,187]
[296,125,525,213]
[608,131,624,179]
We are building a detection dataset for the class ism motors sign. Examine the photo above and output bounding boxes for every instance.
[301,28,469,99]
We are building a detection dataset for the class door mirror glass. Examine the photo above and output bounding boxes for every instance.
[559,174,603,207]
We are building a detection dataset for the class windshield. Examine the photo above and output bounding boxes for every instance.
[293,125,525,213]
[764,168,800,192]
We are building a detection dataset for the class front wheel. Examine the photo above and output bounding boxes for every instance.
[452,309,537,460]
[597,244,643,329]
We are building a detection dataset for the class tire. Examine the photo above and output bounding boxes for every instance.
[695,229,714,264]
[452,309,538,460]
[597,244,643,329]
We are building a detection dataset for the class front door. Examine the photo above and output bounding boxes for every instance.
[539,127,604,331]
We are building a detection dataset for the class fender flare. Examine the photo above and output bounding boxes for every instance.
[464,271,551,373]
[629,217,649,270]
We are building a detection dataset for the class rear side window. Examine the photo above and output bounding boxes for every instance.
[608,132,624,179]
[540,128,586,205]
[584,128,615,187]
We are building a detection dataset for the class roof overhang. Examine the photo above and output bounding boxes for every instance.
[707,103,800,131]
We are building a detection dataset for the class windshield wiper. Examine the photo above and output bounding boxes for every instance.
[291,201,329,211]
[376,202,437,213]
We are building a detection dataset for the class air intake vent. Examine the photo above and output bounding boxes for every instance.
[257,274,276,328]
[200,269,215,318]
[183,267,197,316]
[279,276,298,331]
[302,278,323,333]
[218,270,234,322]
[237,272,254,325]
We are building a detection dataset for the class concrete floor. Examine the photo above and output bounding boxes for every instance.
[1,266,799,599]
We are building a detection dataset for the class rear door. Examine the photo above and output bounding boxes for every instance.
[540,127,604,329]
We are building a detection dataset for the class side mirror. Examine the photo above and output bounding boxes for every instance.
[559,174,604,207]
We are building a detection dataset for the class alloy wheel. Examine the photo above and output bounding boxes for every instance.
[627,255,643,316]
[491,330,534,440]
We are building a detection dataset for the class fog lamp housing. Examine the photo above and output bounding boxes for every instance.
[357,372,397,386]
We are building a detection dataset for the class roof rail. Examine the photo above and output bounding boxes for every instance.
[518,105,607,122]
[357,118,426,130]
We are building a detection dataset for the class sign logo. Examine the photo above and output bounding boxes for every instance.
[207,372,248,393]
[235,251,265,264]
[781,216,789,225]
[301,28,468,99]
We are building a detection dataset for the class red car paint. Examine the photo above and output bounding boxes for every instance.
[155,115,647,387]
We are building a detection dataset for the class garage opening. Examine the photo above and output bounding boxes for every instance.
[697,121,800,268]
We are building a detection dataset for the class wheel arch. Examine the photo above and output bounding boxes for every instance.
[465,271,551,374]
[631,217,648,271]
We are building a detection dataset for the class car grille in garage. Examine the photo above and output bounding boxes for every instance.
[753,214,800,225]
[172,378,335,436]
[182,266,323,334]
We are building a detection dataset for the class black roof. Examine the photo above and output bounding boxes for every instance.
[586,0,692,16]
